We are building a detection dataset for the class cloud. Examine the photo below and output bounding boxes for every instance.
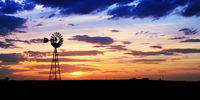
[106,45,128,51]
[150,45,162,49]
[108,0,188,19]
[34,23,43,27]
[102,71,126,73]
[0,67,28,79]
[59,50,104,56]
[48,13,55,18]
[126,48,200,56]
[5,38,43,44]
[24,50,103,57]
[125,50,174,56]
[2,0,198,20]
[35,64,100,73]
[179,28,198,35]
[168,36,188,40]
[93,45,107,48]
[0,0,37,36]
[174,66,200,71]
[132,59,166,64]
[24,51,51,57]
[0,0,35,14]
[108,0,200,19]
[68,24,75,26]
[5,39,30,44]
[111,29,120,32]
[122,41,131,45]
[35,58,100,62]
[0,53,27,65]
[0,41,18,49]
[69,35,114,45]
[31,0,132,15]
[29,38,43,44]
[0,14,27,36]
[61,64,101,73]
[181,39,200,42]
[163,48,200,53]
[33,0,195,19]
[134,31,149,35]
[181,0,200,17]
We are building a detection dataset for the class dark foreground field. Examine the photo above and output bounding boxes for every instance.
[1,79,200,97]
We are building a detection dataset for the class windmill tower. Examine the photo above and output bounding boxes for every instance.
[44,32,63,80]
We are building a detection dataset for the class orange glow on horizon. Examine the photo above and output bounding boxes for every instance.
[69,72,83,75]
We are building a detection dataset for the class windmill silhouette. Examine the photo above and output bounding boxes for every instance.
[44,32,63,80]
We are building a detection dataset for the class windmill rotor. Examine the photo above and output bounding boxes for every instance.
[50,32,63,48]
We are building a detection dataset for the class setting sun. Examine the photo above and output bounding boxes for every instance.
[70,72,83,75]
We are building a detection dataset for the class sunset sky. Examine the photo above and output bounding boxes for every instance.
[0,0,200,81]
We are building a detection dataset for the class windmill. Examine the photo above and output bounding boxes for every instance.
[44,32,63,80]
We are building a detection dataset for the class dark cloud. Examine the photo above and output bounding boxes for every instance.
[108,4,135,19]
[135,31,149,35]
[34,23,43,27]
[102,71,126,73]
[0,53,27,65]
[168,36,188,40]
[0,0,37,36]
[5,0,197,20]
[29,38,43,44]
[141,43,150,45]
[93,45,107,48]
[150,45,162,49]
[35,64,100,73]
[106,45,128,51]
[170,58,182,61]
[24,51,51,57]
[181,39,200,42]
[125,50,174,56]
[62,64,101,73]
[108,0,188,19]
[0,14,27,36]
[126,48,200,56]
[0,0,35,14]
[35,58,100,62]
[69,35,114,45]
[0,41,18,49]
[68,24,75,26]
[24,50,103,57]
[5,39,30,44]
[111,29,120,32]
[181,0,200,17]
[132,59,166,64]
[179,28,198,35]
[48,13,55,18]
[174,66,200,71]
[0,67,28,79]
[108,0,200,19]
[59,50,104,56]
[122,41,131,45]
[5,38,43,44]
[0,0,22,14]
[163,48,200,53]
[31,0,132,15]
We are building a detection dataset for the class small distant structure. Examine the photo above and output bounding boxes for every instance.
[3,77,10,81]
[44,32,63,80]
